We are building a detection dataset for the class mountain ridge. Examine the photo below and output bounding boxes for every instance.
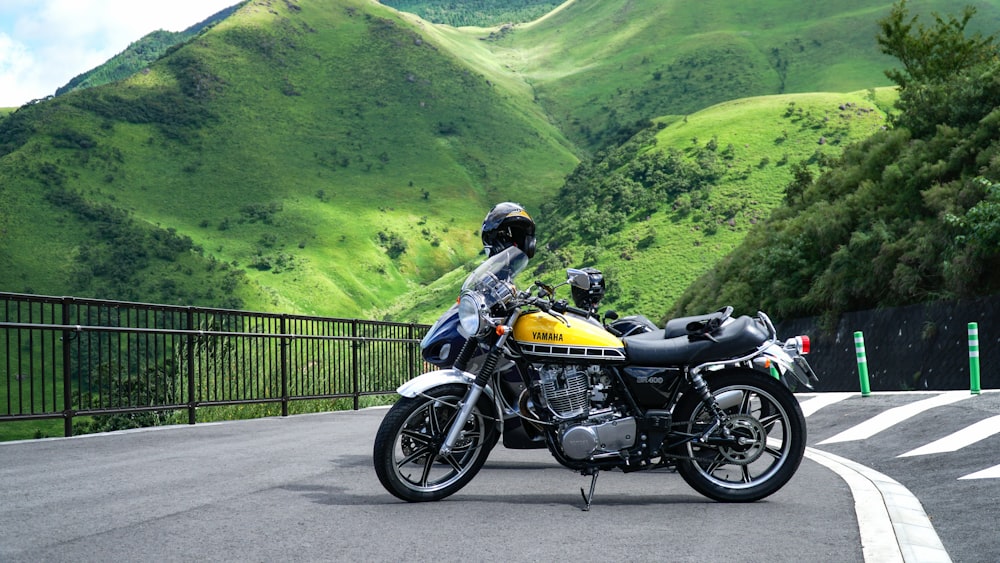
[53,3,245,99]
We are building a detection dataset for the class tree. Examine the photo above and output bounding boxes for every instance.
[877,1,1000,138]
[877,0,996,89]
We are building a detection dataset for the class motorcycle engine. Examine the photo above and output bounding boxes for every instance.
[535,364,637,460]
[537,364,592,420]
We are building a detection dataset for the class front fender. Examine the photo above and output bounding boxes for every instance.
[397,369,497,404]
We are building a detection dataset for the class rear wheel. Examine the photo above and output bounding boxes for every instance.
[373,384,498,502]
[672,370,806,502]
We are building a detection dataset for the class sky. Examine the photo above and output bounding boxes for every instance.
[0,0,240,108]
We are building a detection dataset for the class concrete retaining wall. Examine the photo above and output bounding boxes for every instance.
[776,296,999,392]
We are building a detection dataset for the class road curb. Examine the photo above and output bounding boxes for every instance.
[805,447,951,563]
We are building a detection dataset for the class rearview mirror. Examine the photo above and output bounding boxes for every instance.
[567,268,590,290]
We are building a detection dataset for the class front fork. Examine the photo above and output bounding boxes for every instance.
[439,313,519,456]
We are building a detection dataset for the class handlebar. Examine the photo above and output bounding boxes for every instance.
[552,299,596,319]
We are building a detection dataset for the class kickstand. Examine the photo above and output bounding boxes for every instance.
[580,470,599,511]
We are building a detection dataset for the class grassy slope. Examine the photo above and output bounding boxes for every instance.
[4,0,999,322]
[485,0,1000,150]
[387,88,898,323]
[185,1,578,315]
[587,89,896,320]
[0,0,578,317]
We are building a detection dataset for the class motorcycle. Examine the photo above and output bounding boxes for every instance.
[373,246,818,509]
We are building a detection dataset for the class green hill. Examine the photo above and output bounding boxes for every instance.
[3,0,998,325]
[378,0,561,26]
[541,88,897,314]
[54,3,243,98]
[484,0,888,149]
[384,88,897,322]
[475,0,1000,150]
[673,2,1000,324]
[0,0,578,316]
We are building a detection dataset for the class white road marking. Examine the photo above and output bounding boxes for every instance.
[818,392,973,445]
[798,392,854,418]
[807,447,952,563]
[898,414,1000,457]
[959,464,1000,480]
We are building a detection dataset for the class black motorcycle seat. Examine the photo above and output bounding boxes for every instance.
[623,315,768,367]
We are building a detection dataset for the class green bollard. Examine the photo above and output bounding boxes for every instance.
[855,331,871,397]
[969,322,981,395]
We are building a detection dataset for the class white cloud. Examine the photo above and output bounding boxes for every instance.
[0,0,239,107]
[0,31,42,107]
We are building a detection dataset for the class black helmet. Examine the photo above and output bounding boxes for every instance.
[571,267,605,313]
[481,202,536,258]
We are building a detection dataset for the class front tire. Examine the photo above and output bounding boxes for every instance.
[673,370,806,502]
[373,384,498,502]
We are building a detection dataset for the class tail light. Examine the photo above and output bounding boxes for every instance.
[785,335,810,355]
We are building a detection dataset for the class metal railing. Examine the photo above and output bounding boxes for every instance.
[1,292,430,436]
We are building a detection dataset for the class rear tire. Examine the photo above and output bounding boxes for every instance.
[672,370,806,502]
[373,384,498,502]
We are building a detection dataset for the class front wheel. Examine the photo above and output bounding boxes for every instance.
[672,370,806,502]
[373,384,498,502]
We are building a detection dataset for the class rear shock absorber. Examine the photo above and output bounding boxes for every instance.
[690,370,728,442]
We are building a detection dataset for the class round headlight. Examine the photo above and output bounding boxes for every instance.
[458,291,489,337]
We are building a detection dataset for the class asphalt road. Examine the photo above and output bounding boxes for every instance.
[802,390,1000,563]
[0,391,997,562]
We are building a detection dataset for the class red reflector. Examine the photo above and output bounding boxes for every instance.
[799,335,811,355]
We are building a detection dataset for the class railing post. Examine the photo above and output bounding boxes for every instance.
[854,331,871,397]
[352,320,360,410]
[61,297,74,437]
[280,315,289,417]
[186,308,196,425]
[408,323,416,382]
[969,322,981,395]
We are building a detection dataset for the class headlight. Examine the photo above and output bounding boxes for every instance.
[458,291,490,337]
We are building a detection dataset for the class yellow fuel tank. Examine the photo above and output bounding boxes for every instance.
[513,312,626,363]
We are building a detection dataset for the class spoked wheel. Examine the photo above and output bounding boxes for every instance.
[672,370,806,502]
[373,384,498,502]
